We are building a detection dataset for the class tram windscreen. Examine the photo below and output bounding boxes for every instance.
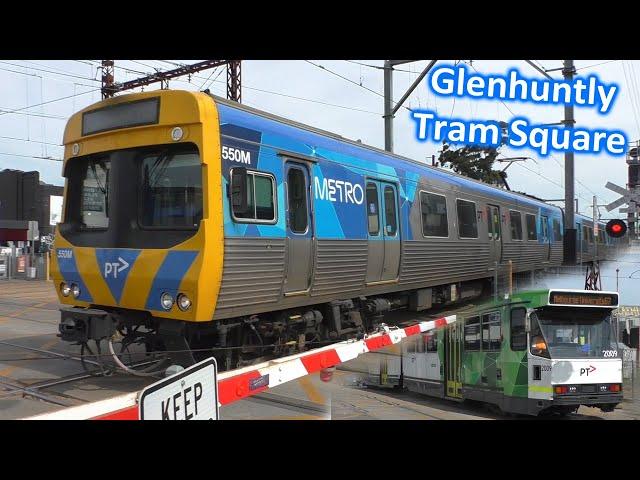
[531,308,619,359]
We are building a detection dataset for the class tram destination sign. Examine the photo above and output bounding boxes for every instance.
[549,291,619,308]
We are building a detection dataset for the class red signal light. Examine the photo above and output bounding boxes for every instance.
[605,219,627,238]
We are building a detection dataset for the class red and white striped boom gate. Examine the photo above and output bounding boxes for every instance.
[25,315,456,420]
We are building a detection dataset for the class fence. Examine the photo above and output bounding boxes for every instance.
[0,251,50,281]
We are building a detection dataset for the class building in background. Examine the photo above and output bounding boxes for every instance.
[0,169,63,239]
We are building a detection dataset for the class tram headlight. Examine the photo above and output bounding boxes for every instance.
[161,292,174,310]
[71,283,81,298]
[61,282,71,297]
[177,293,192,311]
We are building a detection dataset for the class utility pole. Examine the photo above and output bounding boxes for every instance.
[563,60,577,265]
[101,60,115,99]
[227,61,241,103]
[628,142,640,239]
[100,60,237,99]
[383,60,394,152]
[383,60,438,152]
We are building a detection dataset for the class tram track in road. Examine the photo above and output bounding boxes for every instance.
[248,391,330,418]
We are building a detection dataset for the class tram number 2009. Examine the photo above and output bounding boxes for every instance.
[602,350,618,357]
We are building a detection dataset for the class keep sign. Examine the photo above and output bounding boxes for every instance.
[139,357,218,420]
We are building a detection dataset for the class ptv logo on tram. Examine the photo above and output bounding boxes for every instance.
[580,365,597,376]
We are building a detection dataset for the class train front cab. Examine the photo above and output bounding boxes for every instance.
[51,90,225,362]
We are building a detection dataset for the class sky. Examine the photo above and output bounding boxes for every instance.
[0,59,637,220]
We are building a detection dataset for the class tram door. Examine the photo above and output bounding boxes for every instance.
[487,205,502,267]
[284,162,313,295]
[444,322,463,399]
[366,180,400,283]
[541,215,551,262]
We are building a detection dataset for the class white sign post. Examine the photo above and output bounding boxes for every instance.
[139,357,219,420]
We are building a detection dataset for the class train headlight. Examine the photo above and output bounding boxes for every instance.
[71,283,81,298]
[61,283,71,297]
[171,127,183,142]
[72,143,80,156]
[161,292,174,310]
[177,293,192,311]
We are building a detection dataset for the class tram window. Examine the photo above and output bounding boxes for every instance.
[287,168,307,233]
[231,170,276,223]
[406,337,418,353]
[79,157,110,229]
[509,210,522,240]
[420,192,448,237]
[384,186,397,236]
[456,199,478,239]
[464,316,480,351]
[482,312,502,351]
[367,183,380,235]
[552,218,562,242]
[525,214,537,240]
[424,334,438,352]
[510,308,527,351]
[141,149,203,228]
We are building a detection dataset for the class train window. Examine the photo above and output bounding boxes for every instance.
[366,183,380,235]
[525,214,537,240]
[509,210,522,240]
[231,170,276,223]
[541,216,549,241]
[552,218,562,242]
[141,148,203,228]
[582,225,588,243]
[510,308,527,351]
[588,227,594,244]
[287,168,307,233]
[80,157,110,228]
[384,186,397,236]
[456,199,478,239]
[464,316,481,351]
[598,229,604,244]
[420,192,448,237]
[482,312,502,351]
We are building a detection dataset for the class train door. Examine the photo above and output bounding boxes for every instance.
[541,215,551,261]
[487,204,502,266]
[284,162,313,295]
[366,180,400,283]
[445,322,463,399]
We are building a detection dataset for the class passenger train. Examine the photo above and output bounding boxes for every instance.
[51,90,625,371]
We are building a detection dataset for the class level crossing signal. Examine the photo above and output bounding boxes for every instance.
[605,219,627,238]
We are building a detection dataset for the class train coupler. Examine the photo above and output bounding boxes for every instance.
[58,307,117,343]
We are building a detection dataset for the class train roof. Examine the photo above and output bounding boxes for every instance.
[210,94,563,215]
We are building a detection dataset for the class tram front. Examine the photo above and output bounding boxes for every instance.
[527,290,623,415]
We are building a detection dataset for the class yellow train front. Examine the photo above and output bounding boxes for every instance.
[52,90,224,368]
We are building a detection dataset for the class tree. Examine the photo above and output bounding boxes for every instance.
[438,142,507,187]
